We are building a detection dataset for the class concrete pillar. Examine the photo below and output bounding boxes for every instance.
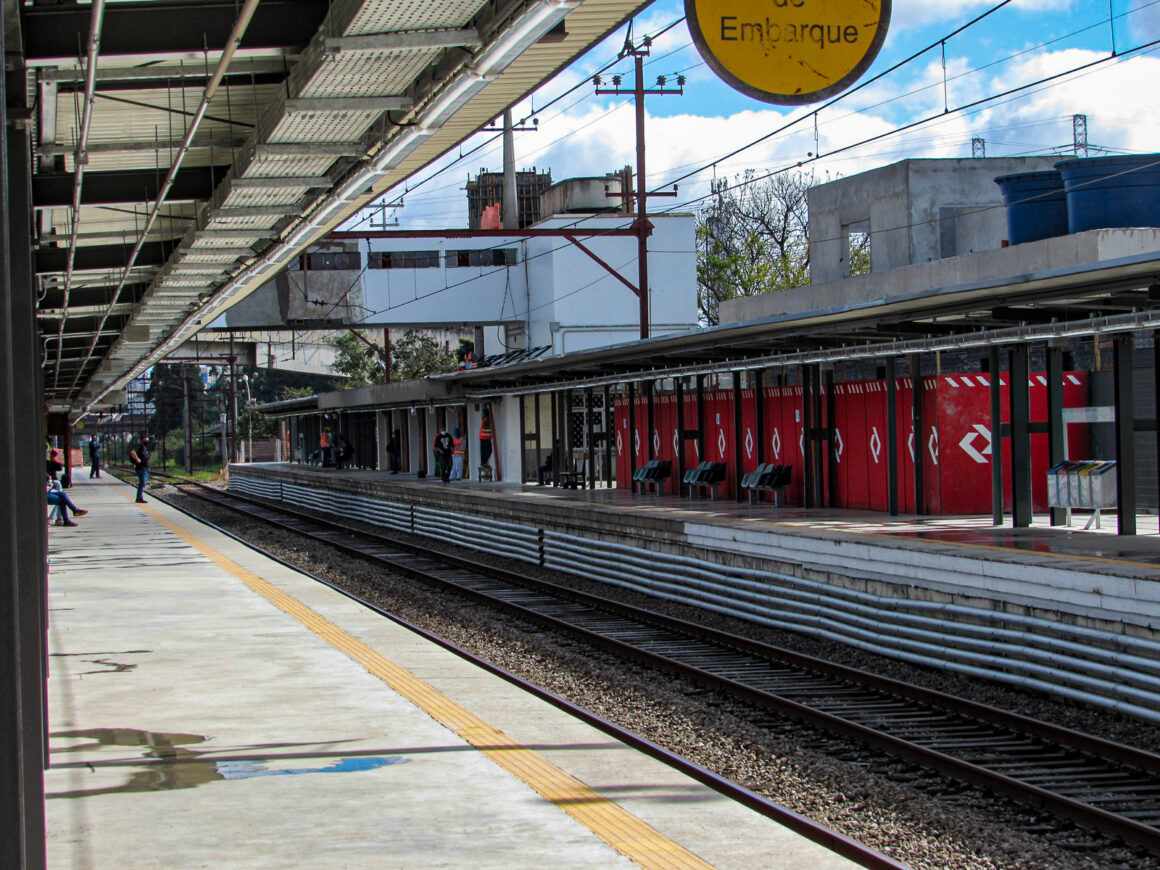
[1,31,47,867]
[496,397,522,483]
[466,403,483,480]
[407,408,423,473]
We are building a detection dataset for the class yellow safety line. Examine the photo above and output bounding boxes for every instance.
[135,497,712,870]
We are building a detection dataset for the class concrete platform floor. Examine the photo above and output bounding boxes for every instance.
[45,473,857,869]
[254,464,1160,577]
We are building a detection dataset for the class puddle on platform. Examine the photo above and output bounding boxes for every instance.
[49,728,407,799]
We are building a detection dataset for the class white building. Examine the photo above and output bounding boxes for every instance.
[210,211,700,358]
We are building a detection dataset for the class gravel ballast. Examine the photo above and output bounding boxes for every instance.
[167,485,1160,870]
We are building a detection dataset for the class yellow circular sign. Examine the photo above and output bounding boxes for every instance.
[686,0,891,105]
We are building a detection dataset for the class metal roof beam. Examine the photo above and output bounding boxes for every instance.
[254,143,364,158]
[208,205,299,219]
[324,28,481,54]
[22,0,328,66]
[38,229,184,244]
[283,97,412,113]
[39,136,247,159]
[36,242,172,274]
[229,176,331,190]
[32,165,228,209]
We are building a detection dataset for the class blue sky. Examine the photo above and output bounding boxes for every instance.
[351,0,1160,227]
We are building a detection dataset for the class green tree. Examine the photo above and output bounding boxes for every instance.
[392,330,458,380]
[696,171,812,325]
[330,331,385,388]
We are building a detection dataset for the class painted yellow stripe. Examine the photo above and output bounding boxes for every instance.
[134,496,713,870]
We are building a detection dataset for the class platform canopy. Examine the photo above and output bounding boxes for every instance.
[440,238,1160,395]
[24,0,647,417]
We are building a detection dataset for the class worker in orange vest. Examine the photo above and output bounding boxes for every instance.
[479,408,495,469]
[450,428,466,481]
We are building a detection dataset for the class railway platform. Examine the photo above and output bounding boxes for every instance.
[44,473,860,869]
[229,462,1160,723]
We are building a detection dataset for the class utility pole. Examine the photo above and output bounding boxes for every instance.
[182,371,193,474]
[595,30,684,339]
[227,331,238,464]
[502,109,519,231]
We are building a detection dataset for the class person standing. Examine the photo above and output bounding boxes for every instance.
[478,408,494,471]
[387,429,401,474]
[89,437,102,479]
[128,432,151,504]
[450,427,466,481]
[433,427,453,483]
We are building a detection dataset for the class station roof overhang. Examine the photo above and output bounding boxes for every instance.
[438,241,1160,396]
[22,0,649,418]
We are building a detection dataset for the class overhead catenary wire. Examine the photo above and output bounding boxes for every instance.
[341,32,1160,323]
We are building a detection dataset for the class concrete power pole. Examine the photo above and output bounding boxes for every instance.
[502,109,518,231]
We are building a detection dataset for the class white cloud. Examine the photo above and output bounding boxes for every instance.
[378,42,1160,228]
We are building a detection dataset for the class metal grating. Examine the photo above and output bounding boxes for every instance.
[340,0,486,35]
[296,49,437,99]
[267,109,383,144]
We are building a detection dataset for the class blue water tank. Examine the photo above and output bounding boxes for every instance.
[1056,154,1160,233]
[993,171,1068,245]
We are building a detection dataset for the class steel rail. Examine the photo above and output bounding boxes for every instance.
[174,480,1160,856]
[51,0,106,392]
[128,473,902,870]
[67,0,263,395]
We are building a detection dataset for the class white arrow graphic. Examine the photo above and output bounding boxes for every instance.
[633,429,640,457]
[717,428,727,459]
[833,428,844,463]
[744,427,754,460]
[927,426,939,466]
[869,427,881,464]
[772,428,782,459]
[672,429,679,455]
[652,430,660,454]
[958,423,993,464]
[907,429,915,462]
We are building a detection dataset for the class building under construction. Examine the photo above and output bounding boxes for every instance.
[466,168,553,228]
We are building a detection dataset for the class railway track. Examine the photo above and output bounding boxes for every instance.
[168,479,1160,857]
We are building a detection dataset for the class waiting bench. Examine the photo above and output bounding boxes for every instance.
[683,461,727,499]
[741,463,792,506]
[632,459,672,495]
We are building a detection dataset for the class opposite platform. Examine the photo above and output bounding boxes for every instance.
[45,473,857,869]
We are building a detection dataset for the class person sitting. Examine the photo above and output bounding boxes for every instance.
[46,476,86,527]
[537,452,553,485]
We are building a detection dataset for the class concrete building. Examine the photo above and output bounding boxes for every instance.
[808,157,1059,284]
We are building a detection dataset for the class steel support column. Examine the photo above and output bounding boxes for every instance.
[754,368,766,464]
[802,365,815,508]
[2,22,47,865]
[733,372,744,502]
[885,358,898,516]
[1046,345,1066,526]
[675,378,686,494]
[1154,330,1160,524]
[1114,334,1137,535]
[585,388,595,489]
[824,368,838,508]
[1009,345,1033,528]
[910,354,924,515]
[695,375,706,461]
[534,392,543,484]
[603,385,612,489]
[627,382,636,492]
[646,381,655,460]
[989,347,1004,525]
[518,394,527,483]
[550,391,560,484]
